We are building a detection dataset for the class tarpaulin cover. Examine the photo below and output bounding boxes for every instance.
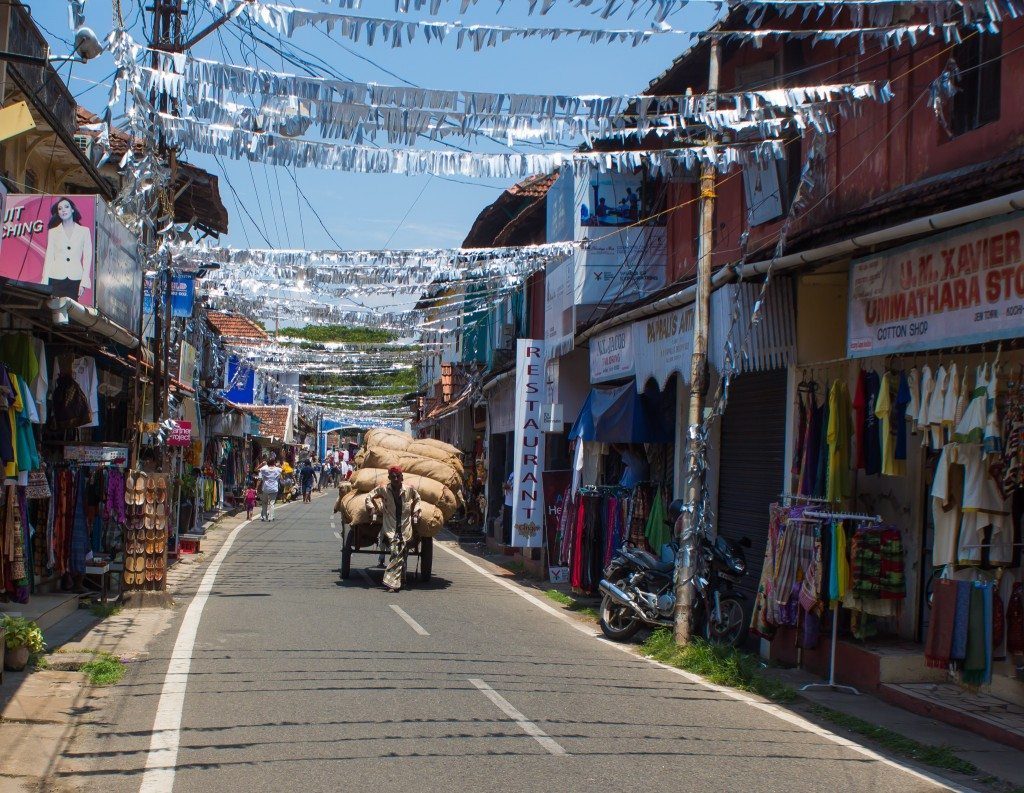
[569,382,671,443]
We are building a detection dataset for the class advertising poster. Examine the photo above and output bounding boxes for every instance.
[848,214,1024,356]
[541,469,571,580]
[168,421,192,447]
[94,199,142,330]
[511,339,546,548]
[0,194,96,304]
[543,257,575,359]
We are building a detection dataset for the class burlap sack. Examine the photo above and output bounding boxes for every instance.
[364,428,410,448]
[332,482,353,514]
[360,448,462,491]
[407,441,465,475]
[350,468,457,521]
[370,433,413,453]
[343,490,445,540]
[411,437,463,458]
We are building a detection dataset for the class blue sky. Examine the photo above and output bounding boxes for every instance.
[33,1,717,253]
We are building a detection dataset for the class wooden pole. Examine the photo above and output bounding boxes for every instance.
[674,40,720,646]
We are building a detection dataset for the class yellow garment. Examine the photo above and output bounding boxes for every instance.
[4,376,23,478]
[875,372,906,477]
[826,380,853,502]
[832,520,851,605]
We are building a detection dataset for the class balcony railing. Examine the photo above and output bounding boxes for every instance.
[6,4,79,143]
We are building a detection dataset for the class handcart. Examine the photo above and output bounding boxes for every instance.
[340,522,433,584]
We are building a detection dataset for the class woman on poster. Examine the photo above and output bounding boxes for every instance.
[41,197,92,299]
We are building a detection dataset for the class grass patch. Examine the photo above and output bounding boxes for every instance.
[90,603,122,619]
[640,628,795,703]
[544,589,599,620]
[808,705,978,776]
[80,652,126,686]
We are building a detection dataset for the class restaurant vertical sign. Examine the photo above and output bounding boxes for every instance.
[511,339,546,548]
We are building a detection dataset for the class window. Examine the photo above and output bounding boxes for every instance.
[951,34,1001,136]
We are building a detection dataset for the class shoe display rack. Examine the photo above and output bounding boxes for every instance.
[122,472,169,590]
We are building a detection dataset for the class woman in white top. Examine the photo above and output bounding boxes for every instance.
[40,198,93,299]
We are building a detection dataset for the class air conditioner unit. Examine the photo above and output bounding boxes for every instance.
[73,134,93,159]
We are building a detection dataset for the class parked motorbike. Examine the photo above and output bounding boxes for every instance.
[598,500,750,646]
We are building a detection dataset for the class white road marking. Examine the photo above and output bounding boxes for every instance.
[140,498,304,793]
[138,518,252,792]
[469,678,567,756]
[389,604,430,636]
[436,540,965,792]
[333,531,342,540]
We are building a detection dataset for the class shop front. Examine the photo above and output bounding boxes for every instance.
[753,215,1024,746]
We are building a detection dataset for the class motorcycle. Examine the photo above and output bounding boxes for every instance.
[598,500,750,646]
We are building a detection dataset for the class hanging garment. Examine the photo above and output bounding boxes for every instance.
[941,363,960,446]
[52,356,99,428]
[875,373,905,477]
[815,395,830,497]
[793,389,809,479]
[1006,582,1024,654]
[905,367,920,432]
[750,504,786,639]
[993,587,1005,652]
[925,578,958,668]
[69,470,89,575]
[962,583,993,686]
[931,445,964,568]
[916,364,934,442]
[862,370,882,475]
[829,520,850,605]
[894,370,912,462]
[51,373,91,430]
[950,580,972,662]
[826,380,853,502]
[644,487,669,554]
[853,370,868,471]
[800,395,823,496]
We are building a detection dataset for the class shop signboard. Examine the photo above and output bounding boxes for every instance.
[541,469,571,580]
[543,257,575,359]
[589,324,634,383]
[511,339,546,548]
[178,340,197,383]
[0,194,97,304]
[848,214,1024,356]
[64,445,129,464]
[633,306,695,390]
[576,225,667,309]
[144,274,196,320]
[94,199,142,330]
[168,421,192,447]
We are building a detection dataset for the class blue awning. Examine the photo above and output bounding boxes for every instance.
[569,382,671,444]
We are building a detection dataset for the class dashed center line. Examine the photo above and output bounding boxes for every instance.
[469,678,567,756]
[389,604,430,636]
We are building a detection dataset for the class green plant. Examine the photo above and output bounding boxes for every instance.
[1,616,45,654]
[640,629,795,703]
[544,589,599,620]
[80,652,126,686]
[90,603,123,619]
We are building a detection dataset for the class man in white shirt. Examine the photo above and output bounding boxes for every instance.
[257,457,283,521]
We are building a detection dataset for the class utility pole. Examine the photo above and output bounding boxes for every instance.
[674,40,720,645]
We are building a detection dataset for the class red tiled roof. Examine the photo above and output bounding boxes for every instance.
[207,311,270,341]
[246,405,292,440]
[507,171,559,198]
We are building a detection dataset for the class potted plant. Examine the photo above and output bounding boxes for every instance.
[2,616,45,671]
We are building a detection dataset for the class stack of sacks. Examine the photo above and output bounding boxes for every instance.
[340,430,465,544]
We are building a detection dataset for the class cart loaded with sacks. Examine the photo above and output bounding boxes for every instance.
[334,429,465,585]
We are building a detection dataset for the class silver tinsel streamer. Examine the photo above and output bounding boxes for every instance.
[154,113,787,177]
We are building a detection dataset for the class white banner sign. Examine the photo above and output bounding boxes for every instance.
[576,225,667,307]
[544,257,575,360]
[512,339,545,548]
[848,215,1024,357]
[634,306,695,390]
[590,324,635,382]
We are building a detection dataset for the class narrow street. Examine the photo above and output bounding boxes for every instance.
[50,495,948,793]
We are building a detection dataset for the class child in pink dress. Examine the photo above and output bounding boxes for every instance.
[244,483,257,521]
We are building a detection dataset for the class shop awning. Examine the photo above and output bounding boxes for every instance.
[569,382,671,444]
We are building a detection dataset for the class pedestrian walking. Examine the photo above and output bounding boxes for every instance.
[312,459,323,492]
[300,458,315,503]
[366,466,421,593]
[257,456,282,521]
[244,480,257,521]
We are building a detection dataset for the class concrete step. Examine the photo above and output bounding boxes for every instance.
[881,681,1024,752]
[0,593,81,635]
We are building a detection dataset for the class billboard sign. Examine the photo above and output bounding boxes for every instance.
[511,339,546,548]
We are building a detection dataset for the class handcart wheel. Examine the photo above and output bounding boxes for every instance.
[419,537,433,583]
[341,530,354,580]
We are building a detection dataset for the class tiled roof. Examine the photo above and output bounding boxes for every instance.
[507,171,559,198]
[206,311,270,341]
[246,405,292,441]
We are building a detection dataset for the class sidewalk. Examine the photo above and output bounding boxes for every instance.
[0,504,252,793]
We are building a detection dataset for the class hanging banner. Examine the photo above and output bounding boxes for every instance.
[541,469,571,580]
[511,338,545,548]
[544,257,574,360]
[590,324,635,383]
[847,214,1024,357]
[144,274,196,319]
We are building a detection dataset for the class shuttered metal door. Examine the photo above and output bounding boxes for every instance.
[715,369,788,605]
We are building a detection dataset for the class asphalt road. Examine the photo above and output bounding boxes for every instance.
[52,494,953,793]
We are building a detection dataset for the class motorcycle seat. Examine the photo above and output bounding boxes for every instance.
[632,548,674,574]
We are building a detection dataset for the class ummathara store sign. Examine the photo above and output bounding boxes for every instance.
[848,214,1024,357]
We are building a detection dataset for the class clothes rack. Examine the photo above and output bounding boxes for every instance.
[798,510,884,696]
